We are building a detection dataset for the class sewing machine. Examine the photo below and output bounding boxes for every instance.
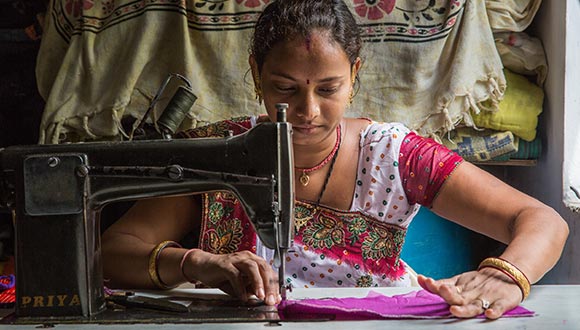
[0,101,295,321]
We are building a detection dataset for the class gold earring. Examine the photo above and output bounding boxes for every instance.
[348,79,356,105]
[253,75,263,105]
[349,66,357,105]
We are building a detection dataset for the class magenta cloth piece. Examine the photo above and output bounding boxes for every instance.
[278,290,535,320]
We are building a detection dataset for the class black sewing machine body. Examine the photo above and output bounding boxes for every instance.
[0,121,294,320]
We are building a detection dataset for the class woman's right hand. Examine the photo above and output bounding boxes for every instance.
[182,249,281,305]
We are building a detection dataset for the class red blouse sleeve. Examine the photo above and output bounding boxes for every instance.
[398,132,463,207]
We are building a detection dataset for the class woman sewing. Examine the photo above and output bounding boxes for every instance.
[101,0,568,320]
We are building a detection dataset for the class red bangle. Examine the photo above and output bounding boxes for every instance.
[180,249,199,283]
[497,257,531,285]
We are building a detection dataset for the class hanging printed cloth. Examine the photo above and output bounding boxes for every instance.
[37,0,503,143]
[346,0,505,139]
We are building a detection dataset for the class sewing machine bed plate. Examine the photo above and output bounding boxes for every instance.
[0,291,331,325]
[2,303,280,325]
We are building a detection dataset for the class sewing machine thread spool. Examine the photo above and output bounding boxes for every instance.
[157,86,198,139]
[130,73,194,140]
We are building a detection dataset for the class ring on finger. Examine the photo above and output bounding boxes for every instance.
[477,298,491,310]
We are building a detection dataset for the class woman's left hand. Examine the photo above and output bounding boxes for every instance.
[417,268,524,319]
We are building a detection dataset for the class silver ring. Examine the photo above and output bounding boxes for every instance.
[479,298,491,310]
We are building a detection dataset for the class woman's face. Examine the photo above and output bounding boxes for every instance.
[252,30,360,146]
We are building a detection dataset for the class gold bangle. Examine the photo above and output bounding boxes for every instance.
[478,257,531,301]
[148,240,182,289]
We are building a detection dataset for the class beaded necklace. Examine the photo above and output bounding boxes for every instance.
[315,126,342,206]
[295,125,342,187]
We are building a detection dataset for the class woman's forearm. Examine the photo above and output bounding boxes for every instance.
[498,206,569,284]
[101,231,158,288]
[101,195,201,288]
[102,231,197,289]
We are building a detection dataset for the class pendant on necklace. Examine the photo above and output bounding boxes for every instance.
[299,171,310,186]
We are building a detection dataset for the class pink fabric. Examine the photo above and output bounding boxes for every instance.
[278,290,534,320]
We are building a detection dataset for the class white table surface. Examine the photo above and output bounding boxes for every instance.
[1,285,578,329]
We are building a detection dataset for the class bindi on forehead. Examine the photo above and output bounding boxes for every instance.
[307,79,310,85]
[304,34,311,51]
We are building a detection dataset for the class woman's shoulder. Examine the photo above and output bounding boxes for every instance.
[346,118,411,146]
[348,118,420,226]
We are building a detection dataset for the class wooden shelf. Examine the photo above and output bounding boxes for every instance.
[472,159,537,167]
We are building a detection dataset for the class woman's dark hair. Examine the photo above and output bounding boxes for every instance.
[250,0,362,72]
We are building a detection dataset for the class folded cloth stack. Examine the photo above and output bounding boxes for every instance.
[494,32,548,87]
[445,66,545,163]
[492,137,542,162]
[443,127,543,162]
[442,128,517,162]
[458,1,546,164]
[485,0,542,32]
[472,69,544,143]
